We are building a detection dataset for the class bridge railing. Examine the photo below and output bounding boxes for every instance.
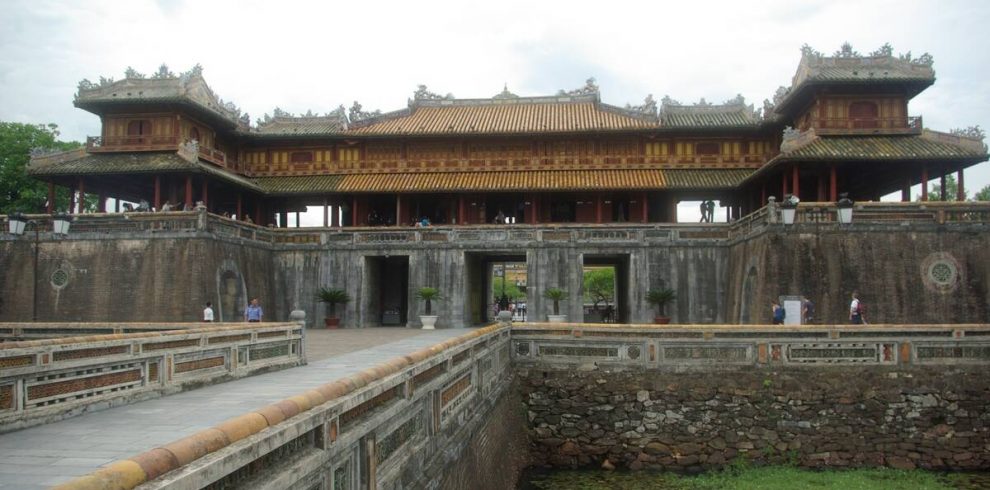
[0,322,304,433]
[51,324,512,490]
[511,323,990,367]
[0,322,208,341]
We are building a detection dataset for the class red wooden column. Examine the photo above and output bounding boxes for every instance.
[791,166,800,199]
[533,194,540,224]
[98,193,106,213]
[829,165,838,201]
[957,169,965,201]
[920,166,928,202]
[781,171,788,197]
[760,184,766,206]
[77,178,86,213]
[201,177,208,207]
[254,202,261,225]
[236,193,243,219]
[154,176,162,210]
[184,176,193,209]
[47,182,55,214]
[595,194,603,223]
[940,174,947,201]
[351,196,358,227]
[640,192,648,223]
[816,172,826,201]
[395,195,402,227]
[331,201,339,227]
[458,195,466,225]
[902,177,911,202]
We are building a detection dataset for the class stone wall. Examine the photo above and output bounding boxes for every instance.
[439,383,530,490]
[727,224,990,324]
[0,234,276,323]
[518,366,990,471]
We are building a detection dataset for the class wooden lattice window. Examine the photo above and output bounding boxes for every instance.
[695,142,720,156]
[290,151,314,164]
[126,120,151,143]
[849,101,879,128]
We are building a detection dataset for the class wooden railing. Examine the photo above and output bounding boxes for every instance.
[810,116,922,135]
[85,135,230,168]
[0,322,304,432]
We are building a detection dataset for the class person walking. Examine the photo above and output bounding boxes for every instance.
[245,298,264,323]
[849,292,864,325]
[801,296,814,324]
[203,302,215,322]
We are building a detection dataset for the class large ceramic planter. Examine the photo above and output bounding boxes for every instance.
[654,316,671,325]
[324,317,341,328]
[781,207,796,225]
[547,314,567,323]
[420,315,438,329]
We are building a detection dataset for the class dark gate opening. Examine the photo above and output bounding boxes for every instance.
[364,256,409,327]
[466,253,527,325]
[582,255,630,323]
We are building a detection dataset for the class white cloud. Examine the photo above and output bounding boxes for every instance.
[1,0,988,193]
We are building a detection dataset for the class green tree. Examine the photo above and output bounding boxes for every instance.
[583,267,615,312]
[918,174,966,202]
[974,184,990,202]
[491,277,525,301]
[0,122,80,214]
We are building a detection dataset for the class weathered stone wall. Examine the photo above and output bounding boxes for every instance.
[439,382,530,490]
[0,234,275,323]
[518,366,990,471]
[727,224,990,324]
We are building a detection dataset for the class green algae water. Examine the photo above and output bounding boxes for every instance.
[517,467,990,489]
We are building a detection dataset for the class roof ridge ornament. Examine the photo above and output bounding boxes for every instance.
[349,101,383,122]
[411,84,454,103]
[152,64,175,79]
[624,94,657,116]
[492,83,519,100]
[557,77,599,96]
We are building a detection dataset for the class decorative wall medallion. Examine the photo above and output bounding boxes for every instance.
[626,345,641,360]
[50,268,70,289]
[921,252,962,293]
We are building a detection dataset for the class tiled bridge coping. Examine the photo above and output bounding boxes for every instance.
[46,322,990,490]
[0,322,304,433]
[51,323,508,490]
[0,322,215,341]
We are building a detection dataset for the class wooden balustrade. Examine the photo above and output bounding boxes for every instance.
[811,116,923,135]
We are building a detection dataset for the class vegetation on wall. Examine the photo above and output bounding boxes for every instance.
[0,122,81,214]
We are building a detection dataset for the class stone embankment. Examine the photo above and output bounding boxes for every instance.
[518,368,990,472]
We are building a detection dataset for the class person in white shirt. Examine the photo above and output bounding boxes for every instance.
[849,292,862,325]
[203,302,215,322]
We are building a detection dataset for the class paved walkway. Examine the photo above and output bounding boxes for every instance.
[0,327,472,489]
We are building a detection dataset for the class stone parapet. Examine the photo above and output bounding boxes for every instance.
[0,322,303,432]
[51,324,513,490]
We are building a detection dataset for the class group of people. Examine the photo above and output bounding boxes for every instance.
[698,200,717,223]
[201,298,264,323]
[771,292,866,325]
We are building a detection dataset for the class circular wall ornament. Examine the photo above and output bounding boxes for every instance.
[627,345,641,360]
[50,268,70,288]
[920,252,961,293]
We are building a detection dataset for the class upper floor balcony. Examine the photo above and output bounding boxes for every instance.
[85,135,231,170]
[806,115,923,136]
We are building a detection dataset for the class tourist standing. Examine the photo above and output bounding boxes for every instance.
[203,302,215,322]
[849,292,863,325]
[771,301,785,325]
[245,298,263,323]
[801,296,814,324]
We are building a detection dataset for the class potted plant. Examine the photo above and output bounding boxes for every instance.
[543,287,568,323]
[836,193,854,224]
[315,287,351,328]
[416,287,441,329]
[646,288,677,324]
[780,194,799,225]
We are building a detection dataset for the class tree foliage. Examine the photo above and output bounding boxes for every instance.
[918,174,965,202]
[491,277,525,301]
[974,184,990,202]
[583,267,615,311]
[0,122,80,214]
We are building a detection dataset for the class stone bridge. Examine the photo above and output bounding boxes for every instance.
[1,321,988,489]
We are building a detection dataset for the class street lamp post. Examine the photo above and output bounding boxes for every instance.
[7,212,71,322]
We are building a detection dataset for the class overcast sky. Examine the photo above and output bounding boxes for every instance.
[1,0,988,220]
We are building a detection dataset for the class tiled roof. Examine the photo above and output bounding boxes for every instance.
[346,101,656,136]
[660,105,760,128]
[777,134,988,161]
[27,151,262,191]
[254,169,750,194]
[254,116,345,136]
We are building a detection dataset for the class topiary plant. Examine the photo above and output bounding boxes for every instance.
[416,287,441,315]
[543,287,568,316]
